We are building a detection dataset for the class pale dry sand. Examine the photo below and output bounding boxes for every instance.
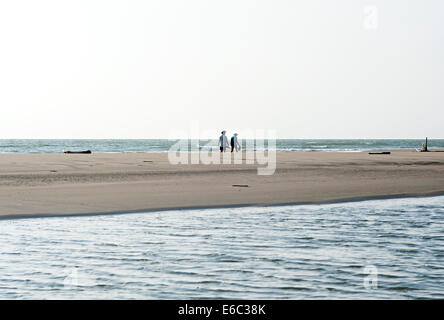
[0,151,444,219]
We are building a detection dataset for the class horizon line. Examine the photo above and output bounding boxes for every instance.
[0,137,441,140]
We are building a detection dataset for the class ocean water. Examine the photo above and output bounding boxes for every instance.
[0,139,443,153]
[0,196,443,299]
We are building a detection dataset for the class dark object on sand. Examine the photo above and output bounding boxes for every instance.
[416,137,430,152]
[421,137,429,152]
[369,152,391,155]
[63,150,92,154]
[232,184,249,187]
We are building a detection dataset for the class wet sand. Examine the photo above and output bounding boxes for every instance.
[0,151,444,219]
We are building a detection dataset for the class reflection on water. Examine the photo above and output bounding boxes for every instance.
[0,196,443,299]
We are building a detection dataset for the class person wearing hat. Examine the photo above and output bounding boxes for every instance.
[230,133,241,152]
[218,130,229,152]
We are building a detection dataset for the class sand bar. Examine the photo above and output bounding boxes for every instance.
[0,151,444,219]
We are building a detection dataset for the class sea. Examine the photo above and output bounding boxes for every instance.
[0,139,443,299]
[0,139,443,153]
[0,196,443,299]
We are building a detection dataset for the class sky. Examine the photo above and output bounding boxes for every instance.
[0,0,443,139]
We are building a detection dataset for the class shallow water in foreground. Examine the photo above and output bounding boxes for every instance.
[0,196,443,299]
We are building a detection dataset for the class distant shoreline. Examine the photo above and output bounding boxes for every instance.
[1,139,444,154]
[0,148,444,156]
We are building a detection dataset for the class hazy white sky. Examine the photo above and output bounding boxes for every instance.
[0,0,442,139]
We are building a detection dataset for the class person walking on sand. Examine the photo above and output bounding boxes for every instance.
[231,133,241,152]
[218,131,229,152]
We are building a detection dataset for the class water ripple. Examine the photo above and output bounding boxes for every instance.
[0,196,443,299]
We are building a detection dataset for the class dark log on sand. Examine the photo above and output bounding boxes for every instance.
[63,150,92,154]
[368,152,391,155]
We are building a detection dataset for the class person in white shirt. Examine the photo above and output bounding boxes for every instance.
[218,131,229,152]
[230,133,241,152]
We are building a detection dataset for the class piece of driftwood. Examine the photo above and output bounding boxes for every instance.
[417,137,430,152]
[421,137,429,152]
[63,150,92,154]
[368,152,391,155]
[232,184,249,187]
